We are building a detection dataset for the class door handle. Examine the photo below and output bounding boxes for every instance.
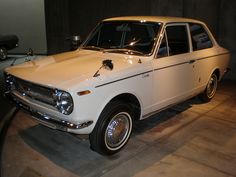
[189,60,196,64]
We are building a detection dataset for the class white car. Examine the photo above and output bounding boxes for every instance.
[4,16,230,155]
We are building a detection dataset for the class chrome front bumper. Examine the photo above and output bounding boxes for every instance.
[31,110,93,131]
[5,91,93,131]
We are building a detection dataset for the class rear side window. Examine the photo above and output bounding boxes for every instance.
[189,23,213,51]
[166,25,189,55]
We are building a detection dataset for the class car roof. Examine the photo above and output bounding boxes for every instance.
[103,16,204,24]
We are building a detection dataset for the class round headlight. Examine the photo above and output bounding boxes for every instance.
[55,91,73,115]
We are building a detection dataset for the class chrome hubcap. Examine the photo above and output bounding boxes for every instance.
[206,75,217,98]
[105,112,131,150]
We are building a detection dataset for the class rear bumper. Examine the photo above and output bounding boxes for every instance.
[4,91,93,131]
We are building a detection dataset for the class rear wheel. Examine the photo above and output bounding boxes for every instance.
[0,47,7,60]
[200,73,218,102]
[89,101,133,155]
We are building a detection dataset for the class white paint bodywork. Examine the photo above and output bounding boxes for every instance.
[5,16,230,134]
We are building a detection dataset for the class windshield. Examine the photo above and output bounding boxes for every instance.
[82,21,161,55]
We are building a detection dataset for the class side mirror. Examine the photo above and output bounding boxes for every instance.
[67,35,82,50]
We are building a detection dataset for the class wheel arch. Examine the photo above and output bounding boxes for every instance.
[104,93,142,121]
[213,68,220,81]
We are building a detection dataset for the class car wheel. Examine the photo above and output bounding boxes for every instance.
[200,73,218,102]
[0,47,7,60]
[89,101,133,155]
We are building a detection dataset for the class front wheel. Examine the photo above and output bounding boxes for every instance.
[89,101,134,155]
[199,73,218,102]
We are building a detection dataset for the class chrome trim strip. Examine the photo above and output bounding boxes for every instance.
[94,53,230,88]
[142,94,194,119]
[154,53,230,71]
[95,70,152,88]
[142,103,176,119]
[154,61,189,71]
[195,52,230,61]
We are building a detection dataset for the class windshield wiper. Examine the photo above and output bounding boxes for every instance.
[103,48,144,55]
[82,45,104,51]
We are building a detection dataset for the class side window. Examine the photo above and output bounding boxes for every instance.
[166,25,189,55]
[157,33,168,58]
[189,23,213,51]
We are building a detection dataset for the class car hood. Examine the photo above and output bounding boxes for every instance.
[5,49,145,90]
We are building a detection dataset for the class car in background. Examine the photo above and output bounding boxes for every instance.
[0,34,19,60]
[4,16,230,155]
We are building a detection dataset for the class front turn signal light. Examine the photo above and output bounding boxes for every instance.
[77,90,91,96]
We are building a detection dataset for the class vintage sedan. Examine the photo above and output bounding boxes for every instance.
[4,16,230,155]
[0,34,19,60]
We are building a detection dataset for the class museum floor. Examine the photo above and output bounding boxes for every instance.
[1,80,236,177]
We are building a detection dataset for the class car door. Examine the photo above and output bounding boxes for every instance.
[151,23,196,112]
[188,23,216,93]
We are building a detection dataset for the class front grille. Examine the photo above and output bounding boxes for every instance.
[13,77,56,106]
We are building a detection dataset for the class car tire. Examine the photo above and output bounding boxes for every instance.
[89,101,134,155]
[0,47,7,60]
[199,73,218,102]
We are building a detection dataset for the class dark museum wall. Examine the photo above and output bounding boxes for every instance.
[44,0,70,54]
[0,0,235,79]
[66,0,221,40]
[46,0,236,79]
[0,0,47,54]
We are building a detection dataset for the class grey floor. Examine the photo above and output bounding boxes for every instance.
[1,80,236,177]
